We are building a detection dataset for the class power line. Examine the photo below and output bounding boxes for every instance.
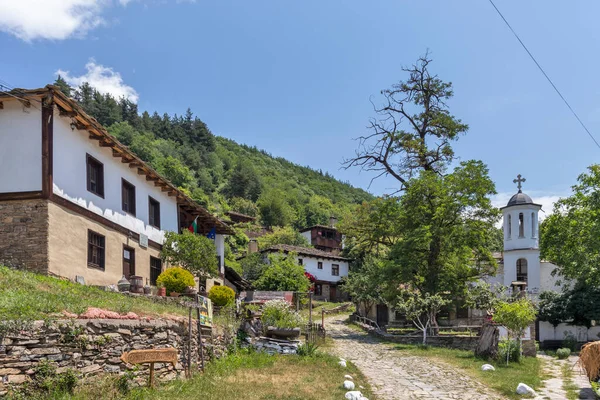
[488,0,600,150]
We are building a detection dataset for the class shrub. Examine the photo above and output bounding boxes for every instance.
[261,300,303,329]
[497,339,521,363]
[563,331,577,351]
[156,267,196,294]
[556,347,571,360]
[208,285,235,306]
[297,342,320,357]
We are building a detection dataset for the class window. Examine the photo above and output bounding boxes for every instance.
[86,154,104,198]
[317,261,323,270]
[331,264,339,276]
[148,197,160,229]
[507,214,512,239]
[87,230,105,270]
[122,179,136,216]
[150,257,162,285]
[518,212,524,238]
[298,258,303,266]
[314,284,322,296]
[531,212,536,238]
[516,258,528,283]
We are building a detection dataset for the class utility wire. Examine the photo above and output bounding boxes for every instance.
[488,0,600,150]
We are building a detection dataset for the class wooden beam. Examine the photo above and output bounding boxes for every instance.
[138,168,146,175]
[0,101,3,109]
[75,122,87,130]
[146,175,159,181]
[99,141,113,147]
[168,191,177,197]
[121,157,134,163]
[112,149,124,158]
[161,187,171,192]
[129,162,142,168]
[59,109,77,117]
[89,135,101,140]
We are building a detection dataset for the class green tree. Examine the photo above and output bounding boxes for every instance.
[254,252,310,292]
[54,75,72,97]
[241,252,267,282]
[258,190,295,227]
[493,298,537,364]
[222,160,262,201]
[161,231,218,280]
[229,197,259,218]
[540,165,600,287]
[257,226,310,249]
[157,156,195,189]
[394,289,450,345]
[341,256,386,316]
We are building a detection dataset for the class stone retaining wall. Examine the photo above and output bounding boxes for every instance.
[0,318,228,396]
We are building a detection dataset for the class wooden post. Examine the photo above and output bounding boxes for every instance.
[296,292,300,312]
[149,362,155,388]
[187,307,192,377]
[322,308,325,327]
[308,291,313,326]
[196,295,205,371]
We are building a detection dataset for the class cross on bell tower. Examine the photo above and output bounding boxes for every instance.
[513,174,526,193]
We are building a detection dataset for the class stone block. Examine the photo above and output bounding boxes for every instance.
[30,347,60,355]
[7,375,29,384]
[0,368,21,375]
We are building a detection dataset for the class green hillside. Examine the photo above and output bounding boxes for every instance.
[52,78,372,231]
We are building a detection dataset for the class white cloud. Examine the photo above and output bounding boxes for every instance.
[57,59,139,102]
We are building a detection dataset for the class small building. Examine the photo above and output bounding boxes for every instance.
[0,85,233,289]
[299,216,343,254]
[260,244,350,302]
[225,210,256,224]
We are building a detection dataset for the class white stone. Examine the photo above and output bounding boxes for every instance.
[343,380,355,390]
[481,364,495,371]
[338,360,347,367]
[345,391,363,400]
[344,374,353,380]
[339,357,346,362]
[516,383,536,396]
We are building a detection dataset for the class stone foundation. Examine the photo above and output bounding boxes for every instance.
[0,199,49,274]
[0,318,229,396]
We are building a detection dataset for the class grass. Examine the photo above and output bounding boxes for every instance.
[35,350,374,400]
[0,266,189,321]
[561,362,579,400]
[298,301,354,320]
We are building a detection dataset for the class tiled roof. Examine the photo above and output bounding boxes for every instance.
[299,224,337,233]
[261,244,351,261]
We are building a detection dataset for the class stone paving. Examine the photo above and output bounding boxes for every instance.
[325,315,505,400]
[534,354,596,400]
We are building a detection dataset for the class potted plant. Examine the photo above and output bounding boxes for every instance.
[261,300,303,339]
[156,267,195,299]
[157,282,166,297]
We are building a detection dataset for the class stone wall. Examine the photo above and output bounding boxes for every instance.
[0,318,228,396]
[0,199,49,274]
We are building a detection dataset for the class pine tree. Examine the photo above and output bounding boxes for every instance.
[54,75,72,97]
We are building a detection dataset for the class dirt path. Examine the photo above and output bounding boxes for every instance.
[325,315,504,400]
[534,355,596,400]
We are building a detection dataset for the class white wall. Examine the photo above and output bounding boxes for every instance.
[52,110,178,243]
[504,205,540,251]
[301,230,311,244]
[215,234,225,274]
[539,321,600,342]
[0,101,42,192]
[297,255,348,282]
[503,249,541,292]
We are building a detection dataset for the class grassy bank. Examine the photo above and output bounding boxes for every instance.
[27,351,374,400]
[299,301,354,320]
[0,266,188,320]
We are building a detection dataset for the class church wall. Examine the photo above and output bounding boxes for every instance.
[503,250,541,291]
[539,261,567,292]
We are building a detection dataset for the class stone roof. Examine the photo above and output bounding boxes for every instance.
[299,224,338,233]
[507,191,534,207]
[261,244,351,261]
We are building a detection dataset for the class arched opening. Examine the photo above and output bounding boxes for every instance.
[531,212,536,238]
[518,213,524,238]
[507,214,512,239]
[516,258,528,283]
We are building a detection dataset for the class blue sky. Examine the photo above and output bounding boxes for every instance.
[1,0,598,212]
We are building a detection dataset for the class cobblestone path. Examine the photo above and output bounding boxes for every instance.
[534,355,596,400]
[326,315,505,400]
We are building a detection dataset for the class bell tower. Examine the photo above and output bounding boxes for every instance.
[501,174,542,293]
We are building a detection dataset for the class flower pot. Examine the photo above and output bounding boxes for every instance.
[266,326,301,339]
[117,275,131,292]
[143,285,152,295]
[157,287,166,297]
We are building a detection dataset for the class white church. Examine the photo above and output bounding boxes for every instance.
[487,174,600,344]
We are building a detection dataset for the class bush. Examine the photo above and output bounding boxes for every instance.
[497,339,521,363]
[556,347,571,359]
[261,300,303,329]
[208,285,235,306]
[156,267,196,294]
[563,331,577,351]
[297,342,320,357]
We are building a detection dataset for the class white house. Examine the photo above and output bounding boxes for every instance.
[260,244,350,301]
[0,85,232,289]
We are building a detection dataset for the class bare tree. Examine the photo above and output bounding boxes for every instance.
[344,53,468,191]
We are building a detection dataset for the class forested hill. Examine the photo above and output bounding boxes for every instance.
[53,78,372,228]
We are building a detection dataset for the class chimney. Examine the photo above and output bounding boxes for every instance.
[329,216,338,228]
[248,239,258,254]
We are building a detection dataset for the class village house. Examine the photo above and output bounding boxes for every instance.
[299,216,343,255]
[0,85,233,290]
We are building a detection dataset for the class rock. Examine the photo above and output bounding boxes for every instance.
[80,364,101,374]
[516,383,536,396]
[338,360,347,368]
[343,380,355,390]
[7,375,29,384]
[345,391,363,400]
[104,365,121,373]
[30,347,60,355]
[0,368,21,375]
[339,357,346,362]
[481,364,495,371]
[344,374,353,380]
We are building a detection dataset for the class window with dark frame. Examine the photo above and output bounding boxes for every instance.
[150,256,162,286]
[87,230,105,270]
[86,154,104,198]
[148,196,160,228]
[317,261,323,269]
[314,284,322,296]
[121,179,136,216]
[298,258,303,266]
[331,264,339,276]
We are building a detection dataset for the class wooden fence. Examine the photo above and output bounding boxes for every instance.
[305,322,326,344]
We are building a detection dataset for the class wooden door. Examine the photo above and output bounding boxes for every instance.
[123,246,135,278]
[376,304,389,327]
[329,286,337,302]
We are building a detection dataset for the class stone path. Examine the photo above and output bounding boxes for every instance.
[534,354,596,400]
[325,315,505,400]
